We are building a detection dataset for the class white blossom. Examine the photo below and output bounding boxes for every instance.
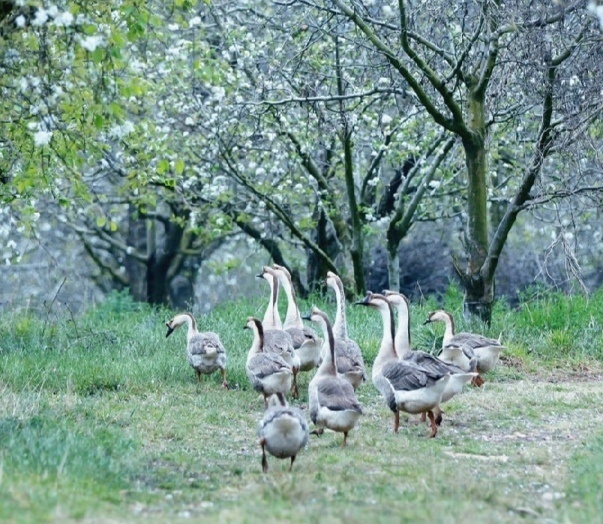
[15,15,26,28]
[588,2,603,28]
[32,8,49,26]
[54,11,74,27]
[33,130,53,147]
[381,114,393,125]
[189,16,201,27]
[80,35,104,52]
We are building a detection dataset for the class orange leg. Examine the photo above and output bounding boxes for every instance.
[434,406,443,426]
[220,369,228,389]
[342,431,348,447]
[291,369,299,399]
[394,411,400,433]
[471,375,485,387]
[289,455,296,472]
[427,410,438,438]
[260,438,268,473]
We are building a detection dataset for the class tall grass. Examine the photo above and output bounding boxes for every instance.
[1,286,602,522]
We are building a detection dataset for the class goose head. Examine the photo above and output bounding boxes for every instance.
[382,290,410,310]
[423,310,452,325]
[325,270,341,290]
[165,313,191,338]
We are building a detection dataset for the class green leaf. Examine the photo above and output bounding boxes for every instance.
[174,159,185,175]
[93,114,104,130]
[157,159,170,175]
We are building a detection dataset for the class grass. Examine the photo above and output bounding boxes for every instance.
[1,286,602,522]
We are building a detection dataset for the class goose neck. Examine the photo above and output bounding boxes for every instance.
[330,279,348,339]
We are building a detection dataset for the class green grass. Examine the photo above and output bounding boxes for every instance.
[1,287,602,522]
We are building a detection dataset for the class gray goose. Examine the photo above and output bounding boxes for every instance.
[257,392,309,473]
[257,266,301,398]
[383,291,477,424]
[272,264,323,371]
[423,309,505,386]
[355,292,450,438]
[244,317,293,407]
[165,312,227,389]
[303,307,363,447]
[325,271,366,390]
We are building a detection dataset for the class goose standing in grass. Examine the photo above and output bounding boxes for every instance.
[423,309,505,386]
[383,291,477,424]
[303,307,363,447]
[272,264,323,372]
[257,392,309,473]
[244,317,293,407]
[325,271,366,390]
[355,292,450,438]
[165,312,227,389]
[257,266,301,398]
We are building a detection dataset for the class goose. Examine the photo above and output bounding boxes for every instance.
[257,266,301,398]
[272,264,323,371]
[257,392,309,473]
[382,291,477,423]
[303,307,363,447]
[244,317,294,407]
[325,271,366,390]
[355,292,450,438]
[165,312,227,389]
[423,309,505,386]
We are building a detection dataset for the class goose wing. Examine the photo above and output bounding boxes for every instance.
[189,332,225,356]
[381,360,444,392]
[452,332,503,350]
[248,353,291,380]
[403,350,466,375]
[315,377,363,414]
[264,330,295,355]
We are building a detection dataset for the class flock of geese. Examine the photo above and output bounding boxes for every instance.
[164,265,505,473]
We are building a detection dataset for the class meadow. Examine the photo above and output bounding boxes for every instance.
[1,286,602,523]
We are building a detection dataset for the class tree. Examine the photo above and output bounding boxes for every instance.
[298,0,603,322]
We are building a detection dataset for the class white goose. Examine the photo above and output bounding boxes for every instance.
[325,271,366,390]
[257,266,301,398]
[165,312,227,389]
[424,309,505,386]
[244,317,294,407]
[257,392,309,473]
[355,292,450,438]
[383,291,477,424]
[272,264,323,371]
[304,307,363,447]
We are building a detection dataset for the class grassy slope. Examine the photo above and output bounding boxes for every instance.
[0,287,602,523]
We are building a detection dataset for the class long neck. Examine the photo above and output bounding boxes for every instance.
[330,279,348,339]
[177,313,198,341]
[279,275,302,329]
[247,322,265,361]
[262,276,282,329]
[394,302,411,357]
[316,319,336,376]
[373,305,397,374]
[442,314,455,346]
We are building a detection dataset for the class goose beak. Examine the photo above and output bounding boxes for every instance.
[301,313,311,321]
[165,325,175,338]
[422,318,432,325]
[354,296,370,306]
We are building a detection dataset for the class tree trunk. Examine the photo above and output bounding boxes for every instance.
[458,88,493,324]
[125,205,148,302]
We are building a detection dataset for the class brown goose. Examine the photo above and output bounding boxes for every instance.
[424,309,505,386]
[244,317,293,407]
[165,312,227,389]
[355,292,450,438]
[257,266,301,398]
[272,264,323,371]
[383,291,477,424]
[257,392,309,473]
[303,307,363,447]
[325,271,366,390]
